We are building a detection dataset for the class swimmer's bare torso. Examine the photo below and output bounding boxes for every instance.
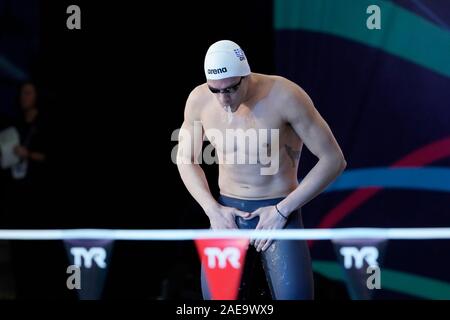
[181,73,311,200]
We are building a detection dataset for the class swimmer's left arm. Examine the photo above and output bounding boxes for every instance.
[276,84,347,217]
[248,83,347,252]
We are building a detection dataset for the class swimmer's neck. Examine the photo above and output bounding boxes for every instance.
[241,73,257,104]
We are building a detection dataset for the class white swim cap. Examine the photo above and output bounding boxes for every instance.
[204,40,251,80]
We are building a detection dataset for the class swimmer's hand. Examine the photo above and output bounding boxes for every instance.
[245,206,288,252]
[206,204,250,230]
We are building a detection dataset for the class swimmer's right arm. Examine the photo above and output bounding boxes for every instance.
[176,88,249,229]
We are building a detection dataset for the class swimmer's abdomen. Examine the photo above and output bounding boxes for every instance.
[218,153,300,200]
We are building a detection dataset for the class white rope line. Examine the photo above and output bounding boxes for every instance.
[0,228,449,240]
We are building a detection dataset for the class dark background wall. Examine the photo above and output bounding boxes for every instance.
[1,0,281,299]
[37,0,276,229]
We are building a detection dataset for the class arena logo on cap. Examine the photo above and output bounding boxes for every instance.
[207,67,228,75]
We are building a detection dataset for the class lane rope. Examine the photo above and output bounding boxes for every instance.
[0,228,449,240]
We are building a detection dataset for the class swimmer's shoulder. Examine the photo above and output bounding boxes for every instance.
[255,74,315,119]
[184,84,212,121]
[261,74,312,106]
[260,74,304,94]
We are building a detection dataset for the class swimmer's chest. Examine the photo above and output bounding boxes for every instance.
[201,103,285,155]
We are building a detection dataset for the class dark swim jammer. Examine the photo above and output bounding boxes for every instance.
[201,195,314,300]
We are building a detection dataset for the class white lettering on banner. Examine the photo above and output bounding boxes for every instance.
[340,246,379,269]
[204,247,241,269]
[70,247,107,269]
